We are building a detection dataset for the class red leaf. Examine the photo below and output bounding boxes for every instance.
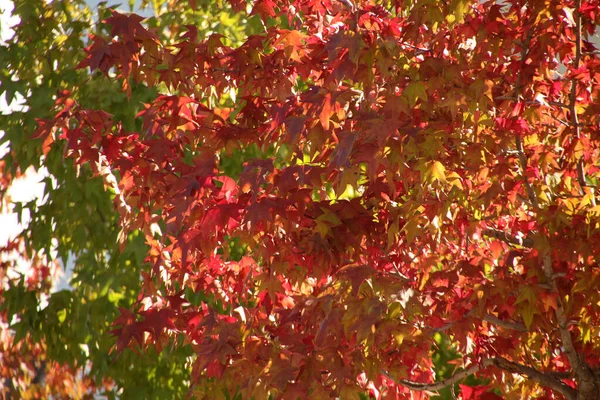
[330,131,357,169]
[459,384,490,399]
[319,92,335,130]
[251,0,277,20]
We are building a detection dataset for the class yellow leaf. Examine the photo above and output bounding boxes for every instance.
[387,218,400,249]
[581,325,592,344]
[588,205,600,216]
[424,161,446,184]
[394,332,405,345]
[419,269,430,291]
[314,219,331,238]
[515,286,536,305]
[519,302,537,330]
[402,217,419,243]
[446,171,463,189]
[388,301,403,319]
[336,167,360,198]
[451,0,470,24]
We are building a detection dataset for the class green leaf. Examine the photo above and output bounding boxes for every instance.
[403,81,428,108]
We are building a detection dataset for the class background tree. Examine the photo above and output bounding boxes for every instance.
[3,0,600,399]
[0,0,254,398]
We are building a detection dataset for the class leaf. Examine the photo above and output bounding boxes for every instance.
[489,240,504,259]
[459,385,495,400]
[562,7,576,26]
[329,131,357,169]
[251,0,277,20]
[423,161,447,184]
[445,171,463,189]
[337,264,374,296]
[276,30,307,61]
[139,307,176,341]
[11,0,600,397]
[516,287,539,329]
[319,92,336,130]
[403,81,428,108]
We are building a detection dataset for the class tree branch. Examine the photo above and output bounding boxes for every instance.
[512,29,539,208]
[493,357,577,400]
[494,95,568,108]
[482,227,534,248]
[391,359,494,391]
[385,356,577,399]
[570,0,586,190]
[429,311,527,333]
[541,253,598,396]
[483,314,527,332]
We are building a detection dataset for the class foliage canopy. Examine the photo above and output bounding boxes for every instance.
[2,0,600,399]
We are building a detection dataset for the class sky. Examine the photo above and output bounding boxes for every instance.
[87,0,154,17]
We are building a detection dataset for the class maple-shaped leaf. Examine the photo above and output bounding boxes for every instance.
[423,161,447,184]
[319,92,336,130]
[403,81,428,108]
[276,30,308,62]
[251,0,277,21]
[77,35,112,74]
[139,307,176,340]
[337,264,375,296]
[330,131,357,169]
[109,307,144,355]
[200,203,241,238]
[32,119,58,156]
[106,10,158,46]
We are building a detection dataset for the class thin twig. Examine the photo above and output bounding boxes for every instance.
[427,310,526,333]
[483,314,527,332]
[570,0,586,190]
[494,96,568,108]
[389,360,494,391]
[512,28,539,208]
[546,113,571,127]
[482,227,534,248]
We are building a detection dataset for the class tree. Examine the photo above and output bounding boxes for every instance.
[3,0,600,399]
[0,0,253,398]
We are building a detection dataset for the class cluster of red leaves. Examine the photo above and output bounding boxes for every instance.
[37,0,600,398]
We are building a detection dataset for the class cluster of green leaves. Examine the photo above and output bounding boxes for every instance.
[0,0,258,398]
